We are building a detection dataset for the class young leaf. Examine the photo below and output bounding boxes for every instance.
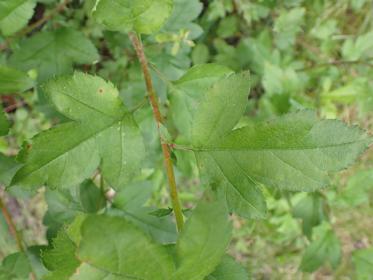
[0,107,9,136]
[0,0,35,36]
[9,28,99,82]
[300,222,341,272]
[79,179,106,213]
[93,0,174,34]
[292,193,326,239]
[11,73,145,190]
[0,66,34,94]
[77,215,175,280]
[172,191,232,280]
[42,231,80,280]
[206,255,249,280]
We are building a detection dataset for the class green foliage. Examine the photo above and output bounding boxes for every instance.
[93,0,174,34]
[11,73,145,189]
[0,0,372,279]
[0,66,34,94]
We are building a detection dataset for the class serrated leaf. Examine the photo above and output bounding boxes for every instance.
[300,222,341,272]
[192,110,370,192]
[11,73,145,190]
[292,193,326,239]
[9,28,99,82]
[77,215,175,280]
[0,0,35,36]
[172,192,232,280]
[0,66,34,94]
[352,248,373,279]
[69,263,124,280]
[206,255,248,280]
[93,0,173,34]
[42,231,80,280]
[0,107,9,136]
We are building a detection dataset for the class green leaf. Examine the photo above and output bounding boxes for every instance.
[149,207,173,217]
[0,154,20,186]
[79,179,106,213]
[0,252,32,280]
[300,222,341,272]
[169,64,234,142]
[339,170,373,206]
[9,28,99,82]
[11,72,145,190]
[162,0,203,39]
[342,31,373,60]
[172,191,232,280]
[93,0,174,34]
[352,248,373,280]
[274,8,305,49]
[0,66,34,94]
[42,231,80,280]
[0,107,9,136]
[192,111,370,192]
[292,193,326,239]
[77,215,175,279]
[0,0,35,36]
[206,255,248,280]
[69,263,124,280]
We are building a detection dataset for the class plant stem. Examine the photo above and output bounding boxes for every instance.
[0,196,24,252]
[128,32,184,232]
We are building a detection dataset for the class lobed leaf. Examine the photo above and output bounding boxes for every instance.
[11,72,145,190]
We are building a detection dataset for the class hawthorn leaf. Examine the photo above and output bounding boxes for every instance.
[9,28,99,82]
[0,154,20,186]
[77,215,175,280]
[11,73,145,190]
[69,263,124,280]
[192,111,370,192]
[0,66,34,94]
[0,107,9,136]
[42,231,80,280]
[0,0,35,36]
[0,252,32,280]
[169,64,234,142]
[352,248,373,279]
[300,222,341,272]
[93,0,174,34]
[172,192,232,280]
[162,0,203,39]
[206,255,248,280]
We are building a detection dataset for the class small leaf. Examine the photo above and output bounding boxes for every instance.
[172,191,232,280]
[9,28,99,82]
[11,73,145,190]
[0,0,35,36]
[79,179,106,213]
[149,207,173,217]
[292,193,326,239]
[0,66,34,94]
[300,222,341,272]
[93,0,174,34]
[78,215,175,279]
[42,231,80,280]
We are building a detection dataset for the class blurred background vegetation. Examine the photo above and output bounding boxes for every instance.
[1,0,373,279]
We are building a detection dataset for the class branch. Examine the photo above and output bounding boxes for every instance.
[0,0,70,52]
[128,32,184,232]
[0,196,24,251]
